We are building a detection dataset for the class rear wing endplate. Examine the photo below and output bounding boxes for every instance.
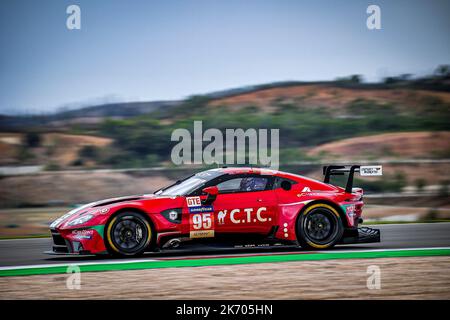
[323,165,382,193]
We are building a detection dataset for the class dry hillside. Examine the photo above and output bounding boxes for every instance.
[208,84,450,111]
[0,133,112,166]
[308,131,450,160]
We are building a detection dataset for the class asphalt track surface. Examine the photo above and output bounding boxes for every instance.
[1,223,450,268]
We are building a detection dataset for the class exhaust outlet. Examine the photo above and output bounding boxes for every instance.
[164,238,181,249]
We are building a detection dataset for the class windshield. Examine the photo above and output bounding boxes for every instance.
[155,170,223,196]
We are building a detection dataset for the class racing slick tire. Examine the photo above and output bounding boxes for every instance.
[105,211,153,257]
[296,203,344,250]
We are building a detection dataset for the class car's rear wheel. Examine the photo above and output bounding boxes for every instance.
[297,204,344,250]
[105,211,152,257]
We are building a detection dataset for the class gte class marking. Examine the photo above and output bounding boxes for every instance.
[186,196,202,207]
[219,207,272,224]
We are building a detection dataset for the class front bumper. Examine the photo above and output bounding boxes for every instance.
[50,229,71,253]
[48,228,107,255]
[49,229,91,254]
[340,227,381,244]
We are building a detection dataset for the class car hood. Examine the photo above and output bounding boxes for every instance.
[50,194,175,228]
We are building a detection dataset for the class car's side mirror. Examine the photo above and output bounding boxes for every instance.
[280,181,292,191]
[202,186,219,196]
[202,186,219,205]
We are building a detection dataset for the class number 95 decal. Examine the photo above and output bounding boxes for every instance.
[190,212,215,238]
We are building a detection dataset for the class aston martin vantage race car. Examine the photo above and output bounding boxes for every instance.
[48,165,381,256]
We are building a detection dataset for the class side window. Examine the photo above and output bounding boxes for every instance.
[216,178,242,193]
[273,177,297,190]
[240,177,268,192]
[216,176,269,193]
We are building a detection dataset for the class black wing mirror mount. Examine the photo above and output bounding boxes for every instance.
[201,186,219,205]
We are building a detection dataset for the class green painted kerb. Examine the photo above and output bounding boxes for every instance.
[1,248,449,277]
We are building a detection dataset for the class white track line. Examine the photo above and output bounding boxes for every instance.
[332,246,450,254]
[0,258,158,271]
[0,247,449,272]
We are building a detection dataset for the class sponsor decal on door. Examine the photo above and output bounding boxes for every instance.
[217,207,270,224]
[187,197,215,238]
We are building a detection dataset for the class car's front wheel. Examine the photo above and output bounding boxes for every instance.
[297,203,344,250]
[105,211,153,257]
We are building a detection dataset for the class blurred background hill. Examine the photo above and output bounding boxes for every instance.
[1,69,449,170]
[0,70,449,235]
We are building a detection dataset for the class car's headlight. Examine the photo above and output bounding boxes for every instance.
[50,212,75,228]
[67,214,94,226]
[50,203,94,228]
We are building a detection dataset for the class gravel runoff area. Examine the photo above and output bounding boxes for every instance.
[1,256,449,299]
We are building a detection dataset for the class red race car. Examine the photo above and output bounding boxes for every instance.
[48,166,381,256]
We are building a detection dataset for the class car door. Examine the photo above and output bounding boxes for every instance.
[211,174,278,235]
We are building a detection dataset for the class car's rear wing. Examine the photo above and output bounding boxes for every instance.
[323,165,382,193]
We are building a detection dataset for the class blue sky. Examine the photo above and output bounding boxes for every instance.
[0,0,449,114]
